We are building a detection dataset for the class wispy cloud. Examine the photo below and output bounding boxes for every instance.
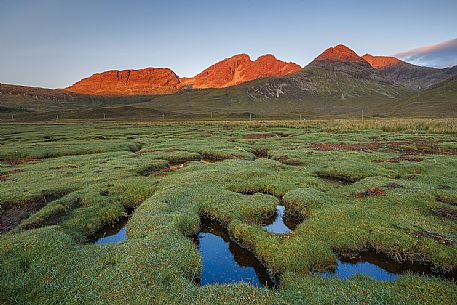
[395,38,457,68]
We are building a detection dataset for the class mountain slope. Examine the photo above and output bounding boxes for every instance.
[391,75,457,116]
[0,83,153,113]
[362,54,457,89]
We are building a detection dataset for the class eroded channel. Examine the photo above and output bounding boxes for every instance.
[194,218,277,287]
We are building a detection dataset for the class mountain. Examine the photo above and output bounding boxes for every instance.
[307,44,376,79]
[233,44,410,101]
[3,44,457,120]
[135,45,412,117]
[65,54,301,96]
[180,54,301,89]
[66,68,181,96]
[362,54,457,90]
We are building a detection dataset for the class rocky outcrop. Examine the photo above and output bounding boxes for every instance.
[66,68,181,96]
[180,54,301,89]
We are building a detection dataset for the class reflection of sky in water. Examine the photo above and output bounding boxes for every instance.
[196,222,275,287]
[264,205,292,234]
[198,232,263,286]
[96,226,127,244]
[320,260,400,281]
[90,218,129,244]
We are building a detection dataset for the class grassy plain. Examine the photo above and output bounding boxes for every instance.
[0,119,456,304]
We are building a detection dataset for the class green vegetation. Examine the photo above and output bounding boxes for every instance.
[1,120,456,304]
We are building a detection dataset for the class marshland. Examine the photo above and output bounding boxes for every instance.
[0,119,456,304]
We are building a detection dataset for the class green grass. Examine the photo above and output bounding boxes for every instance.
[0,120,456,304]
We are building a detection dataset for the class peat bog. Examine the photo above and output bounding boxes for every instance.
[1,120,457,304]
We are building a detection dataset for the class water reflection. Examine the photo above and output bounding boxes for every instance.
[319,251,457,281]
[89,217,128,244]
[194,219,276,287]
[264,205,299,234]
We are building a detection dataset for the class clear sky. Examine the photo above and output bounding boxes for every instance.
[1,0,456,88]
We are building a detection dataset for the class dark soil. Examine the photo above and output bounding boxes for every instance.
[383,183,403,189]
[252,148,270,158]
[317,173,358,185]
[355,188,385,198]
[151,163,186,177]
[0,192,67,233]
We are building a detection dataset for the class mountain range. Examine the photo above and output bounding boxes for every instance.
[1,44,456,120]
[65,54,302,95]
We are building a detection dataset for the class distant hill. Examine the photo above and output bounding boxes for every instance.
[0,83,153,113]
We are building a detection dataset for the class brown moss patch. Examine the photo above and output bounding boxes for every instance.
[355,188,385,198]
[433,208,457,220]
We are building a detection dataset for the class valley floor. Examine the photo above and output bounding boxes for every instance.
[0,119,456,304]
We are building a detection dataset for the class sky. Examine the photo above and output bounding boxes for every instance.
[395,38,457,68]
[1,0,456,88]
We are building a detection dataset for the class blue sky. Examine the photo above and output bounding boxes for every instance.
[1,0,456,88]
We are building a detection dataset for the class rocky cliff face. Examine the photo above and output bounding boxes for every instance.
[180,54,301,89]
[66,68,181,96]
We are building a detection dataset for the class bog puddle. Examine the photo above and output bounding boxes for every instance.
[194,219,277,287]
[89,216,129,244]
[318,251,457,281]
[318,174,354,186]
[263,205,300,234]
